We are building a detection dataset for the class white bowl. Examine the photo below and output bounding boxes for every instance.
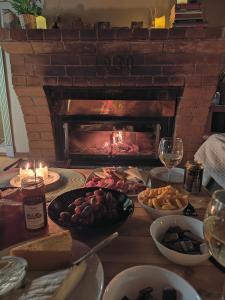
[103,265,201,300]
[138,196,186,220]
[150,215,209,266]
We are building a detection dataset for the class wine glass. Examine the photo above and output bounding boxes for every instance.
[158,137,183,182]
[203,190,225,299]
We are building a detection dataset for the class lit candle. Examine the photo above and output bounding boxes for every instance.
[36,162,48,181]
[19,163,34,181]
[154,16,166,28]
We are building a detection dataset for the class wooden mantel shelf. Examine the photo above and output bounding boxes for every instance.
[0,26,225,45]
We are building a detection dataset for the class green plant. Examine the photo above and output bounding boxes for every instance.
[10,0,42,16]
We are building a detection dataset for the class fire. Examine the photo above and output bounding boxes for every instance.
[113,130,123,145]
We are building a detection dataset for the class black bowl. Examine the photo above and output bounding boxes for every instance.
[48,187,134,234]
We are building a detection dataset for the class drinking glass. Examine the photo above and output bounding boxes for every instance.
[203,190,225,299]
[204,190,225,266]
[158,137,183,182]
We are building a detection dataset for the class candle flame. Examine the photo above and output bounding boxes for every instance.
[25,163,30,170]
[39,162,42,169]
[113,130,123,145]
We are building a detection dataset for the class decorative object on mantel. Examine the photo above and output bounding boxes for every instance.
[1,9,17,29]
[174,0,207,27]
[71,17,83,29]
[10,0,44,29]
[95,21,110,31]
[36,15,47,29]
[150,7,166,29]
[131,21,143,29]
[52,15,61,29]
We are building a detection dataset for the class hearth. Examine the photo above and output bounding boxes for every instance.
[45,87,182,166]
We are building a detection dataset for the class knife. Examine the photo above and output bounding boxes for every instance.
[73,231,119,265]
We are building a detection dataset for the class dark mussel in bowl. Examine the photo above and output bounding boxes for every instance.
[48,187,134,234]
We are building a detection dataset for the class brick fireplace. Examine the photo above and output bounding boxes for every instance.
[0,26,225,164]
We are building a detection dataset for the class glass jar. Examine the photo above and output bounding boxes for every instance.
[21,176,47,231]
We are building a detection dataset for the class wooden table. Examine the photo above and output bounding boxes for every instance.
[1,168,225,299]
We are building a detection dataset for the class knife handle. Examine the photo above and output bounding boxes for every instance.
[73,232,119,265]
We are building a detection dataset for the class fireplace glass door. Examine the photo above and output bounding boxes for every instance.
[64,122,161,158]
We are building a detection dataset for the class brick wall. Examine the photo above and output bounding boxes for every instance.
[0,27,225,162]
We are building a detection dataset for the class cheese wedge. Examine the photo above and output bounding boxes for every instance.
[10,231,73,271]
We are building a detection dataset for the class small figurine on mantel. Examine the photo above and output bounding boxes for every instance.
[72,17,84,29]
[52,16,61,29]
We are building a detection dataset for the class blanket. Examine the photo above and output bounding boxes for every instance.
[194,134,225,189]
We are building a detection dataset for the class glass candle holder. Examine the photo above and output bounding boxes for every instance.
[19,160,34,182]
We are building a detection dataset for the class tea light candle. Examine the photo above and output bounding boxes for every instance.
[19,163,34,181]
[36,162,48,181]
[154,16,166,28]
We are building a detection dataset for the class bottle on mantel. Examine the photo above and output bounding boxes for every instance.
[21,176,47,232]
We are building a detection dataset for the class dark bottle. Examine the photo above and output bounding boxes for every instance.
[21,176,47,231]
[183,161,204,194]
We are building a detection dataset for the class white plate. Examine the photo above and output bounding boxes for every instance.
[150,167,184,183]
[86,167,151,197]
[0,240,104,300]
[9,171,60,189]
[103,265,201,300]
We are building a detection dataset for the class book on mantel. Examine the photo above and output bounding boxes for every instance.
[174,1,207,27]
[175,10,203,20]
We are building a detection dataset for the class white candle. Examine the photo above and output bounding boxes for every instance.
[36,163,48,181]
[19,163,34,181]
[43,166,48,180]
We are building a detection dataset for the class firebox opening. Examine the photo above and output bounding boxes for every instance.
[44,86,183,167]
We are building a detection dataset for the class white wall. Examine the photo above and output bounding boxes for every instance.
[5,53,29,154]
[43,0,225,28]
[43,0,174,28]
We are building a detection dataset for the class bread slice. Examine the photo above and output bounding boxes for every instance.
[10,231,73,271]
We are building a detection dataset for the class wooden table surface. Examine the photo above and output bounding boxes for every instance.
[1,168,225,300]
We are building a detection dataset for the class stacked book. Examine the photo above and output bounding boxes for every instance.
[174,2,207,27]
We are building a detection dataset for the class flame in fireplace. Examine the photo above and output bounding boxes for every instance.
[113,130,123,145]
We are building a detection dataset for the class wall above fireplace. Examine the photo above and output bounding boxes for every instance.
[0,26,224,163]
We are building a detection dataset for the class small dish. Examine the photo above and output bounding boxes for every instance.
[86,167,150,197]
[150,215,209,266]
[48,187,134,235]
[138,197,187,220]
[102,265,201,300]
[150,167,184,183]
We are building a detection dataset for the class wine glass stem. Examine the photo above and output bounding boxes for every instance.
[167,168,172,183]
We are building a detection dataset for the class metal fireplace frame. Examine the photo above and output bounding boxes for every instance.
[45,87,181,167]
[53,114,175,167]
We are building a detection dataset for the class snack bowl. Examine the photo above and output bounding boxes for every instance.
[150,215,209,266]
[48,187,134,235]
[103,265,201,300]
[138,197,186,220]
[137,186,188,220]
